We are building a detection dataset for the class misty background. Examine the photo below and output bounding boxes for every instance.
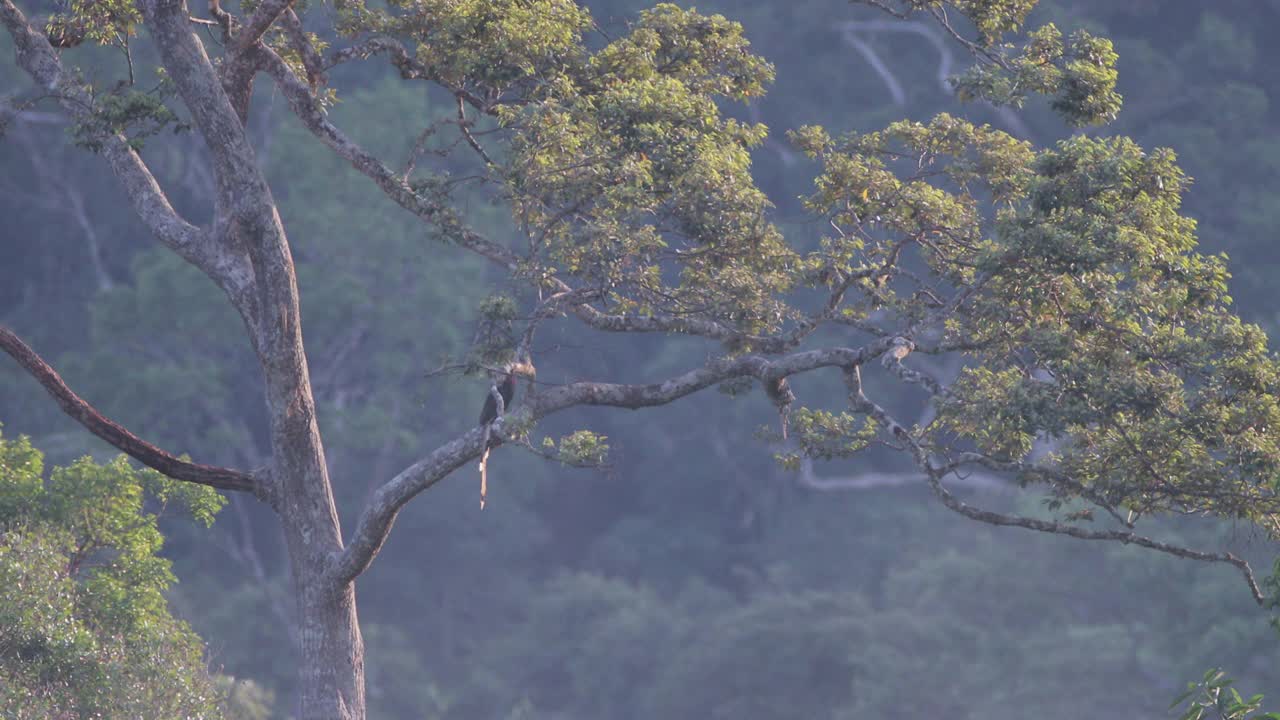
[2,0,1279,717]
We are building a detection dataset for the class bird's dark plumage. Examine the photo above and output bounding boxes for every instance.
[479,373,517,426]
[475,362,533,509]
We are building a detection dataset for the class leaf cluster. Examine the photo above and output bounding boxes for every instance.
[544,429,609,466]
[932,135,1280,526]
[1171,669,1280,720]
[0,430,225,718]
[58,0,138,46]
[339,0,592,99]
[953,24,1122,126]
[856,2,1120,125]
[782,106,1280,535]
[503,4,792,332]
[469,293,519,371]
[70,87,188,152]
[777,408,878,465]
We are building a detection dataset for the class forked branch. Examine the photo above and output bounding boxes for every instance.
[924,466,1266,605]
[0,0,248,298]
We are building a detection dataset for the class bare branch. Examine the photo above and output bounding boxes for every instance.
[279,7,324,89]
[949,453,1136,530]
[794,456,1011,493]
[233,0,290,56]
[455,94,494,166]
[325,37,492,113]
[257,46,518,268]
[850,353,1268,605]
[139,3,345,605]
[532,341,896,414]
[329,337,900,584]
[140,0,267,215]
[0,326,262,497]
[841,31,905,104]
[924,467,1266,605]
[0,0,246,293]
[326,425,490,586]
[0,0,59,88]
[339,325,968,585]
[839,19,953,95]
[326,37,424,77]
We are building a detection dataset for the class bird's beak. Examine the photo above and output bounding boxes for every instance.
[511,360,536,380]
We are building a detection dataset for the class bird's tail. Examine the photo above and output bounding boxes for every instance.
[479,446,490,509]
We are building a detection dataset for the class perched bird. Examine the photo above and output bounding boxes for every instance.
[476,360,535,509]
[479,370,517,428]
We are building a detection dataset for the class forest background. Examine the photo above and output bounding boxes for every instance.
[3,0,1280,717]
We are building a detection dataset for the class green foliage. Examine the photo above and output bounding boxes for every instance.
[953,24,1122,126]
[778,408,877,464]
[793,113,1033,296]
[951,0,1038,44]
[501,4,792,333]
[933,134,1280,524]
[70,88,187,152]
[938,367,1044,460]
[471,294,519,370]
[0,430,225,719]
[340,0,593,97]
[1172,670,1280,720]
[797,102,1280,528]
[545,429,609,465]
[62,0,140,44]
[856,1,1120,125]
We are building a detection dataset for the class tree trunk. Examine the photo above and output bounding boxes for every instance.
[135,1,369,715]
[293,551,365,718]
[271,384,364,719]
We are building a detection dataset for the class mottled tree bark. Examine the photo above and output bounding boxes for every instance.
[1,0,365,712]
[133,0,366,713]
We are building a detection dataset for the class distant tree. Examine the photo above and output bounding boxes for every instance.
[0,429,226,718]
[2,0,1278,717]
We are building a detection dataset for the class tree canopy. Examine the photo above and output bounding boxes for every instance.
[3,0,1280,717]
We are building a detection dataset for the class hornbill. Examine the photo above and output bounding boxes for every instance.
[478,371,517,428]
[476,360,535,508]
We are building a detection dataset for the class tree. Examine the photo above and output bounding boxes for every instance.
[0,429,226,718]
[2,0,1278,716]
